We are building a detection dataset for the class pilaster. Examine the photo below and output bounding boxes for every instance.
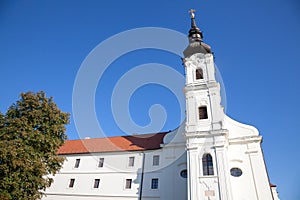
[214,143,233,200]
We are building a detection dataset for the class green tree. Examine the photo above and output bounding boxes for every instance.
[0,91,70,200]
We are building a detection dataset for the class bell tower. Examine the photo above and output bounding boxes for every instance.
[183,9,224,133]
[183,10,233,200]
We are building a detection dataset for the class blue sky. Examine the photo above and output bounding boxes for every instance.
[1,0,300,199]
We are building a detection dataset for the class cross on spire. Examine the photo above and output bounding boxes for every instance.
[189,9,196,19]
[189,9,198,29]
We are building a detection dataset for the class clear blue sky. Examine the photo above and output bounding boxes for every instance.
[1,0,299,199]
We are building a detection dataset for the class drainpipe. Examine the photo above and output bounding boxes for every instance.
[139,152,145,200]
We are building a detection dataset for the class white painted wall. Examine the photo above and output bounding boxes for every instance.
[184,52,274,200]
[224,116,274,200]
[44,151,143,199]
[43,129,188,200]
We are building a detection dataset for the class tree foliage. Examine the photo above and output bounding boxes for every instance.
[0,91,70,199]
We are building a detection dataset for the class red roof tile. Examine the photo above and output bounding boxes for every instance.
[57,132,168,155]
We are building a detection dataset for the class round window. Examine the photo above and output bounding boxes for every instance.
[180,169,187,178]
[230,168,242,177]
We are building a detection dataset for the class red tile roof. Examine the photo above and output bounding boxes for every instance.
[57,132,168,155]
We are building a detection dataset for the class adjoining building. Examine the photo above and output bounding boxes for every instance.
[43,10,279,200]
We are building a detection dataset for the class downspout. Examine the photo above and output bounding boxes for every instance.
[139,152,145,200]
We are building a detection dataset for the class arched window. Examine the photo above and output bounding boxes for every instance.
[202,154,214,176]
[196,68,203,80]
[198,106,208,120]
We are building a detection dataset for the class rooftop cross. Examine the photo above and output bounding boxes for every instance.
[189,9,198,29]
[189,9,196,19]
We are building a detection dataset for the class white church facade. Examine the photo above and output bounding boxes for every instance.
[43,11,279,200]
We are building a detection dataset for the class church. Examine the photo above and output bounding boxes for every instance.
[43,11,279,200]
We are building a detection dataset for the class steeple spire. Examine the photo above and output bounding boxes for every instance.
[183,9,211,57]
[188,9,203,41]
[189,9,197,28]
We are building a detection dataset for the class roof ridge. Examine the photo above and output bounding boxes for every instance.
[66,131,170,141]
[57,131,170,154]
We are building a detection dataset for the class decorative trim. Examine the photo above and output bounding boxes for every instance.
[229,136,262,145]
[184,81,219,93]
[185,129,229,138]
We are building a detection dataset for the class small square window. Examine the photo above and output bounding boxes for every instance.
[128,157,135,167]
[93,179,100,188]
[74,159,80,168]
[69,178,75,188]
[125,179,132,189]
[153,155,159,166]
[98,158,104,168]
[151,178,159,189]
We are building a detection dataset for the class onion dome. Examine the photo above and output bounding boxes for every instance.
[183,9,212,57]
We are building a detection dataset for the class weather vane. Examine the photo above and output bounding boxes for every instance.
[189,9,196,19]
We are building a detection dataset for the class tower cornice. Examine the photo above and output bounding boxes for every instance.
[184,81,219,93]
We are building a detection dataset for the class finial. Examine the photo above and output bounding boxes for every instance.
[189,9,197,28]
[185,9,211,56]
[189,9,196,19]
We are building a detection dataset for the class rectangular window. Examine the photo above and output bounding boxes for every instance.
[69,178,75,188]
[153,155,160,166]
[74,159,80,168]
[98,158,104,168]
[198,106,208,120]
[151,178,159,189]
[125,179,132,189]
[128,156,135,167]
[93,179,100,188]
[196,68,203,80]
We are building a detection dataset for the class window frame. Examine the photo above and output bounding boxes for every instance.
[202,153,214,176]
[195,68,203,80]
[93,179,100,188]
[230,167,243,177]
[198,106,208,120]
[128,156,135,167]
[125,179,132,189]
[151,178,159,190]
[98,158,104,168]
[180,169,188,178]
[152,155,160,166]
[68,178,75,188]
[74,158,80,168]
